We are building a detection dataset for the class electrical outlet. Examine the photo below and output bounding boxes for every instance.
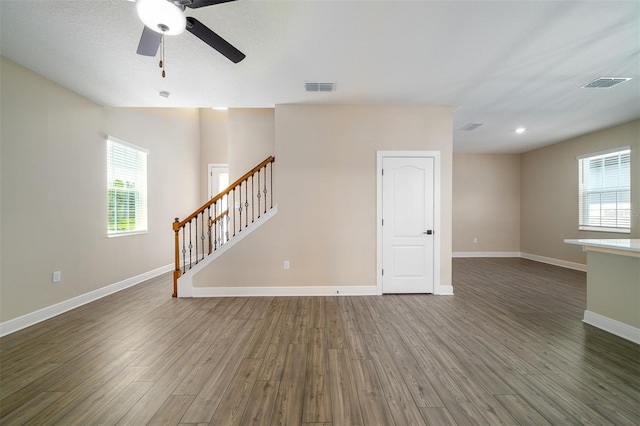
[52,271,61,283]
[283,260,290,270]
[473,237,478,244]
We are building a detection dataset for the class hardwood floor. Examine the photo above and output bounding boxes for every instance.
[1,257,639,425]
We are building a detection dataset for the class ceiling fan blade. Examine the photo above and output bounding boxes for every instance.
[136,26,162,57]
[184,0,237,9]
[185,17,246,63]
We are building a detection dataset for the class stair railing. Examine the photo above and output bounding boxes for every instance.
[172,156,275,296]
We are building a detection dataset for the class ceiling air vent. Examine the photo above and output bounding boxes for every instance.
[459,122,483,131]
[581,77,631,89]
[305,81,336,92]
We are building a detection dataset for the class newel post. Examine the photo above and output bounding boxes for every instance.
[173,217,181,298]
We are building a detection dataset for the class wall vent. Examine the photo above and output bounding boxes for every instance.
[581,77,631,89]
[305,81,336,92]
[459,122,483,131]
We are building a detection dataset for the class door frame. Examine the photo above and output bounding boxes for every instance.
[376,151,441,295]
[207,163,229,200]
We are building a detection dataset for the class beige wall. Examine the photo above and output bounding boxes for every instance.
[199,108,229,203]
[228,108,275,182]
[197,108,275,203]
[453,154,520,253]
[0,57,200,322]
[193,104,454,289]
[521,120,640,264]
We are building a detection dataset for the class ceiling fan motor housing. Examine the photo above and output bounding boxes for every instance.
[136,0,186,35]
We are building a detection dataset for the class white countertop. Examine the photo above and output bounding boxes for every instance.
[564,239,640,253]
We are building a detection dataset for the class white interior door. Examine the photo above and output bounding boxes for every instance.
[382,156,434,293]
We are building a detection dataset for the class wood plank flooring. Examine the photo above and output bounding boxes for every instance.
[1,257,639,425]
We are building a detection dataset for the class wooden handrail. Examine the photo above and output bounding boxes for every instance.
[208,209,229,227]
[206,209,229,255]
[173,156,275,231]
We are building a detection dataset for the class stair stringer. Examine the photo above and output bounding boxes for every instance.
[177,206,278,297]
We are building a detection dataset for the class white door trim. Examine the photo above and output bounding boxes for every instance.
[376,151,441,295]
[208,163,229,199]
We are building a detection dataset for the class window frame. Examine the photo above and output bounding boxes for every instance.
[577,146,631,234]
[106,136,149,237]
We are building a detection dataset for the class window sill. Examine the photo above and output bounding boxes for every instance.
[107,230,148,238]
[579,226,631,234]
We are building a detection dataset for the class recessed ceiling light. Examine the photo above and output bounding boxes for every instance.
[515,127,526,134]
[159,90,170,98]
[581,77,632,89]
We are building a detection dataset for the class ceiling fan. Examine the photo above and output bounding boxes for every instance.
[135,0,245,63]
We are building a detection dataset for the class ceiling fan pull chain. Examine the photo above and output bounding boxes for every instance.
[160,32,166,78]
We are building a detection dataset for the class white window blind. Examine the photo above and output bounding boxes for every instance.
[107,136,148,235]
[578,146,631,233]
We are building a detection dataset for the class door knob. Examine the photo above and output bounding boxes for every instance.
[424,230,433,235]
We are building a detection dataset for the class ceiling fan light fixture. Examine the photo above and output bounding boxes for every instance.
[137,0,186,36]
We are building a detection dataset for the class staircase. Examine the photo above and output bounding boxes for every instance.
[172,156,275,297]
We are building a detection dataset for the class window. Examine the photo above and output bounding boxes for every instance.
[578,146,631,233]
[107,136,148,235]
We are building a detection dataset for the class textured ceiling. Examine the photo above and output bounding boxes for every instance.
[1,0,638,153]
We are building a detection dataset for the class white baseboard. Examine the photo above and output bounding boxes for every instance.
[178,207,278,297]
[453,251,521,258]
[0,263,173,337]
[191,285,379,297]
[583,310,640,344]
[189,284,454,298]
[436,285,454,295]
[452,251,587,272]
[520,252,586,272]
